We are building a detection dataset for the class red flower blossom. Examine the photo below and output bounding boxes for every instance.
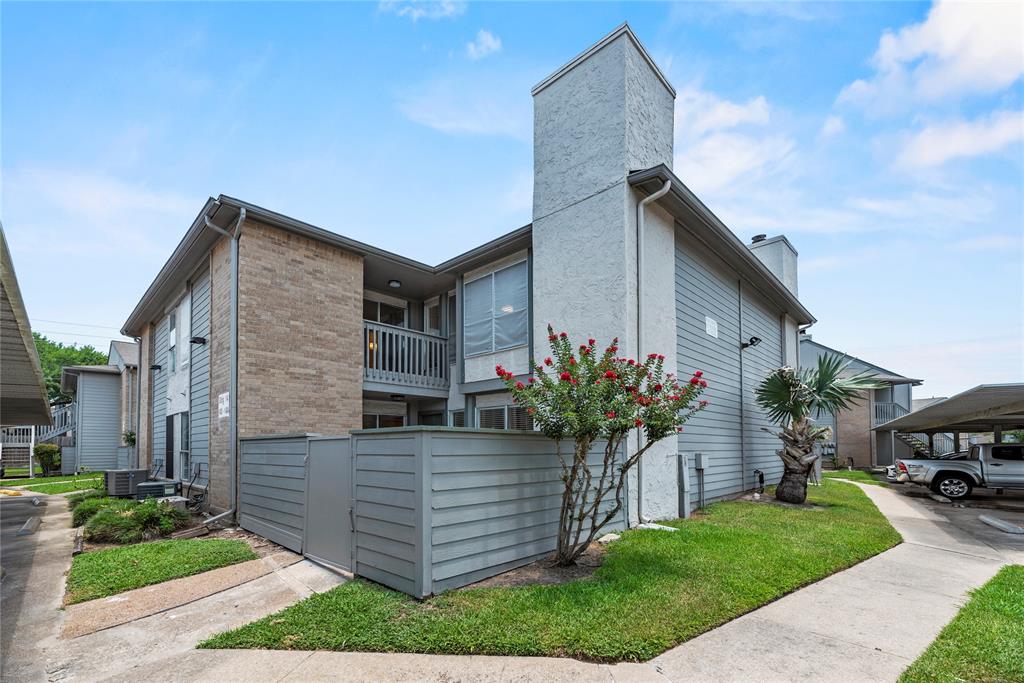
[609,345,618,353]
[495,364,505,376]
[627,359,635,365]
[527,407,536,414]
[699,380,708,388]
[514,381,525,390]
[658,354,665,361]
[528,377,536,384]
[654,384,663,392]
[604,370,617,379]
[699,400,708,407]
[634,418,644,427]
[569,357,577,366]
[588,338,596,347]
[648,353,658,360]
[548,334,557,342]
[559,331,568,338]
[694,370,703,378]
[605,411,616,419]
[689,377,700,385]
[544,357,553,366]
[559,371,572,381]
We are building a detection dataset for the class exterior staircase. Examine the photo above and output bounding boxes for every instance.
[894,431,955,458]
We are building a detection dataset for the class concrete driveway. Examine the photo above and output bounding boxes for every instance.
[0,493,75,682]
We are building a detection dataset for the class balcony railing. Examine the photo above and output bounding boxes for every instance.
[0,426,34,445]
[364,321,449,391]
[873,402,909,426]
[39,403,76,442]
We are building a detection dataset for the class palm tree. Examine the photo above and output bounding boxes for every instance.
[755,354,879,504]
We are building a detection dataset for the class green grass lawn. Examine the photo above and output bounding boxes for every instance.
[822,469,889,487]
[65,538,258,605]
[900,565,1023,683]
[0,465,43,478]
[1,473,102,487]
[19,478,103,495]
[202,480,900,662]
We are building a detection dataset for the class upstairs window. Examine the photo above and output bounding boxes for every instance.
[464,260,528,356]
[364,299,406,328]
[168,312,177,373]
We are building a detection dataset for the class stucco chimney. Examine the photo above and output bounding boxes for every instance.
[748,234,799,297]
[530,23,675,356]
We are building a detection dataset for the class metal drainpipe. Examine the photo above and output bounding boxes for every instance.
[203,206,245,521]
[133,336,142,469]
[635,179,671,524]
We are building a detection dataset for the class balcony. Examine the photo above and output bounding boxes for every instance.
[363,321,449,397]
[873,402,909,426]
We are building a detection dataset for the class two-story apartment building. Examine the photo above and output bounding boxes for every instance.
[122,24,814,522]
[800,336,926,467]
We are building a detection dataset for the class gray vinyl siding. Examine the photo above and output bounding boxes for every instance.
[740,288,785,486]
[238,435,308,553]
[675,229,744,503]
[152,317,169,476]
[189,269,211,486]
[353,428,626,598]
[61,445,78,475]
[77,372,121,472]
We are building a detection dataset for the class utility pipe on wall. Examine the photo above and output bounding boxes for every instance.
[133,335,142,469]
[203,206,245,520]
[634,179,671,524]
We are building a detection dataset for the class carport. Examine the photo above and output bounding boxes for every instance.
[875,384,1024,451]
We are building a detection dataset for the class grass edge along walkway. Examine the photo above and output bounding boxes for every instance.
[202,480,900,662]
[899,564,1024,683]
[65,538,257,605]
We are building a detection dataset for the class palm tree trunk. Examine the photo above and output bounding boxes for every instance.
[775,465,810,504]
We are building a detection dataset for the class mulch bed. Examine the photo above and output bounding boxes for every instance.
[468,543,607,589]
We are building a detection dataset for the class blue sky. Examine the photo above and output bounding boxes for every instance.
[2,1,1021,398]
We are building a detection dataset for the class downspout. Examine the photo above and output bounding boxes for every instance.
[635,179,671,524]
[133,336,141,469]
[203,206,245,522]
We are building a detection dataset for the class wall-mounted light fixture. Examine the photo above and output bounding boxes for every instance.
[189,336,207,345]
[149,364,162,372]
[387,279,402,289]
[741,336,762,350]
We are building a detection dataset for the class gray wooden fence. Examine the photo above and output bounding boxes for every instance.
[353,427,626,598]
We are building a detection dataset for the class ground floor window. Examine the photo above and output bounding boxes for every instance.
[362,413,405,429]
[477,405,533,431]
[450,409,465,427]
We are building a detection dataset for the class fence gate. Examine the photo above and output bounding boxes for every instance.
[303,436,353,572]
[238,435,308,553]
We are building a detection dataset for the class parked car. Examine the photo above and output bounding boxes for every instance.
[895,444,1024,499]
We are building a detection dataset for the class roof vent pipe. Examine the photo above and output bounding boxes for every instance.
[751,234,767,244]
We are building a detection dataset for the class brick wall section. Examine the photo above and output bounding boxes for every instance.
[137,326,152,468]
[119,367,137,436]
[836,391,873,468]
[236,220,364,440]
[208,241,232,510]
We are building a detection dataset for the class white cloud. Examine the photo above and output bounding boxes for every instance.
[895,110,1024,168]
[952,234,1023,252]
[398,77,531,140]
[838,0,1024,113]
[466,30,501,60]
[378,0,465,22]
[819,115,845,139]
[673,85,794,194]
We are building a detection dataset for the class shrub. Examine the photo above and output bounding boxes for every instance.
[33,443,61,475]
[67,488,107,509]
[83,499,190,544]
[71,496,121,527]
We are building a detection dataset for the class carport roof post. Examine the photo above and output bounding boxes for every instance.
[874,383,1024,433]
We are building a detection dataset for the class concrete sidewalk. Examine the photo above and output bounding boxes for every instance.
[40,482,1023,682]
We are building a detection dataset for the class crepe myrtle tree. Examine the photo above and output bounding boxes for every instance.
[496,325,708,566]
[755,354,879,504]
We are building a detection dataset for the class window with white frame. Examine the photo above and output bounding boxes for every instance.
[168,312,177,373]
[464,260,528,356]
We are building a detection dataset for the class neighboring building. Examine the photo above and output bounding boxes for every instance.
[122,24,814,522]
[40,341,140,474]
[0,226,51,475]
[800,336,924,467]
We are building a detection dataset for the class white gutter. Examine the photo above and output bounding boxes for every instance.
[203,206,245,520]
[635,179,671,524]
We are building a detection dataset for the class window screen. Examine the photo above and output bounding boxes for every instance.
[992,445,1024,461]
[447,297,457,364]
[508,406,534,431]
[478,407,506,430]
[463,261,528,356]
[379,414,405,428]
[450,410,465,427]
[362,414,378,429]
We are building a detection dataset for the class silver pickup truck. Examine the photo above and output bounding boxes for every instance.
[896,443,1024,500]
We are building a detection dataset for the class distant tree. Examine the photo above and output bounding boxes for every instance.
[33,333,108,402]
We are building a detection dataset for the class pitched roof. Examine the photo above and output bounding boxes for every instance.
[800,337,921,385]
[109,340,139,366]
